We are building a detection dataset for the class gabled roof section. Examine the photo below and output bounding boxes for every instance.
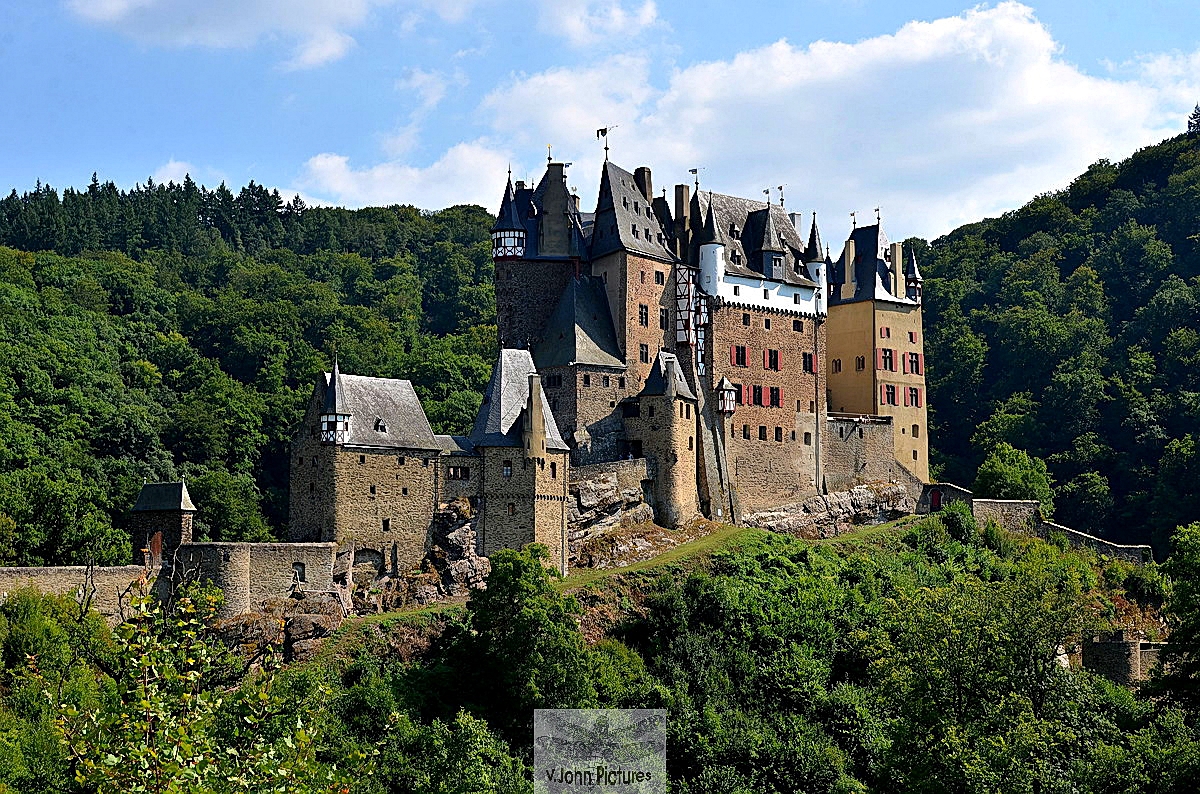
[693,191,817,286]
[640,351,696,400]
[319,372,439,449]
[491,176,524,233]
[470,350,569,451]
[133,482,197,512]
[589,161,677,262]
[533,276,624,369]
[834,223,918,305]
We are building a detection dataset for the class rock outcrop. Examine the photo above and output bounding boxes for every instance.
[744,483,915,538]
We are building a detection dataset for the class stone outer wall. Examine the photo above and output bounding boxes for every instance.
[439,454,481,505]
[1083,631,1165,684]
[288,392,339,542]
[970,499,1042,531]
[176,542,336,620]
[919,485,1152,565]
[570,364,630,464]
[624,393,700,527]
[494,257,575,352]
[331,447,438,575]
[744,484,915,538]
[0,565,147,622]
[823,415,897,493]
[706,302,825,513]
[478,447,570,572]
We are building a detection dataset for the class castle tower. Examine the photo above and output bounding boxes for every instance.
[131,481,196,568]
[493,164,583,352]
[624,352,700,527]
[826,222,928,481]
[471,350,571,573]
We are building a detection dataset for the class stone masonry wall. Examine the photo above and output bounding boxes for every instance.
[332,446,438,575]
[571,365,630,465]
[823,416,898,493]
[0,565,147,623]
[176,542,336,620]
[708,303,825,513]
[288,394,338,543]
[439,454,480,505]
[970,499,1042,532]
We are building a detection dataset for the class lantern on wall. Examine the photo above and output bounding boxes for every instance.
[717,376,737,414]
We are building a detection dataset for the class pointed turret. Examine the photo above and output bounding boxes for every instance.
[319,357,351,443]
[491,175,526,260]
[805,213,823,263]
[905,249,924,302]
[694,197,718,245]
[758,207,784,253]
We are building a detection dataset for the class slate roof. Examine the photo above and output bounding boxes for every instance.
[640,351,696,400]
[491,177,524,233]
[533,276,624,369]
[133,482,197,512]
[589,161,677,262]
[692,191,818,286]
[318,372,439,450]
[434,434,475,456]
[323,358,349,415]
[832,223,918,305]
[469,349,569,451]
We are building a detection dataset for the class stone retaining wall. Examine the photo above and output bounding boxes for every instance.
[568,459,655,549]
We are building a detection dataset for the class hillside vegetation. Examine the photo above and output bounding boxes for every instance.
[2,131,1200,559]
[920,132,1200,549]
[0,513,1198,792]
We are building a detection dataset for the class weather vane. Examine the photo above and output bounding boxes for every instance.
[595,126,618,161]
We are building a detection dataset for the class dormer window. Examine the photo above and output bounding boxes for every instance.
[729,224,740,239]
[373,418,387,433]
[623,196,629,208]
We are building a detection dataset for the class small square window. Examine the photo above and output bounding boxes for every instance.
[764,318,771,329]
[775,426,783,442]
[804,432,812,445]
[655,271,665,285]
[793,320,804,332]
[758,426,767,441]
[639,344,650,364]
[763,289,769,299]
[402,487,409,496]
[583,374,591,387]
[382,518,391,532]
[369,485,376,495]
[742,313,750,326]
[358,455,366,464]
[733,285,740,296]
[603,375,611,387]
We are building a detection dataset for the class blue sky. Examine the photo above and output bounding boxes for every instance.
[1,0,1198,238]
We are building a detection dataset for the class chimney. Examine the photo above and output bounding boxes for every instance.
[788,212,803,233]
[634,166,653,202]
[515,180,525,190]
[889,242,904,298]
[674,184,690,258]
[845,239,856,284]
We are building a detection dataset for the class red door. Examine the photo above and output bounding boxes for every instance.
[930,490,942,511]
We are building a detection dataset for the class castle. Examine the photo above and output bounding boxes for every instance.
[0,156,931,619]
[282,157,928,579]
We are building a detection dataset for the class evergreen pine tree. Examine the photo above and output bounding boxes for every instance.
[1189,103,1200,135]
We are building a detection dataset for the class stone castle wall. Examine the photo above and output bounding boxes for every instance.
[176,542,337,620]
[823,415,897,493]
[0,565,147,622]
[707,303,826,513]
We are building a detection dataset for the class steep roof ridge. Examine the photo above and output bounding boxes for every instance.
[491,175,524,233]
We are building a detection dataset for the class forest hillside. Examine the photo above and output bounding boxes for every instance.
[1,131,1199,560]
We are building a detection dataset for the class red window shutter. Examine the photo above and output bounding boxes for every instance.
[777,350,782,370]
[730,345,736,366]
[918,353,924,375]
[902,355,908,374]
[876,348,883,370]
[891,349,898,371]
[779,388,784,407]
[904,388,910,407]
[880,384,887,405]
[917,388,923,408]
[812,353,818,374]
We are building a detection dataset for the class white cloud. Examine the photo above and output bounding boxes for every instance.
[481,2,1200,238]
[65,0,481,69]
[151,158,194,184]
[298,141,515,210]
[537,0,659,47]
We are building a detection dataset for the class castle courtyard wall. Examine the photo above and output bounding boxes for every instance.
[822,415,897,492]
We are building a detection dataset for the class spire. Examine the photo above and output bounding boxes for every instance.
[323,355,348,415]
[491,175,523,233]
[759,205,784,253]
[906,248,923,282]
[805,212,823,262]
[694,195,718,245]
